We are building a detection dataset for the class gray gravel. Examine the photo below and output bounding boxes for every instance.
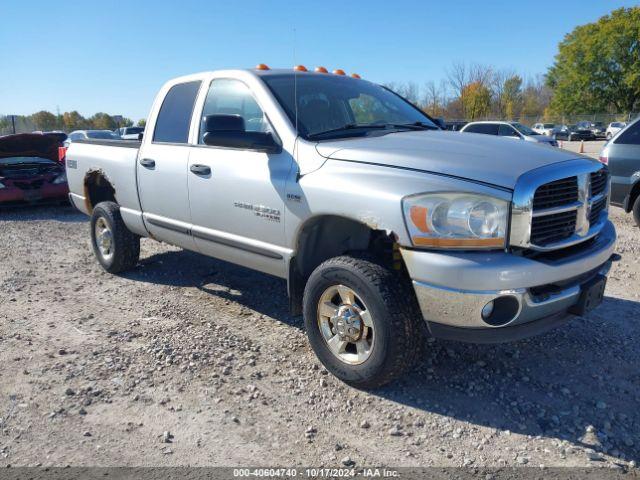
[0,204,638,469]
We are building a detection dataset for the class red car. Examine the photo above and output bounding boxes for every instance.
[0,133,69,206]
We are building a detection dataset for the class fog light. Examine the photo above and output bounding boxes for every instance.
[481,301,495,319]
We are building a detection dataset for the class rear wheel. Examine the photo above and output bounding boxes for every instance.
[90,201,140,273]
[303,254,424,389]
[632,195,640,228]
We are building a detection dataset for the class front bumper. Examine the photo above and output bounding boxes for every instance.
[0,183,69,206]
[402,221,616,343]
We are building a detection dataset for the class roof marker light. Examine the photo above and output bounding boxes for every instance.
[255,64,270,70]
[333,69,346,75]
[294,65,308,72]
[351,73,361,79]
[315,66,328,73]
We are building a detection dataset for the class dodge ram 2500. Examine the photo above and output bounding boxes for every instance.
[66,66,616,388]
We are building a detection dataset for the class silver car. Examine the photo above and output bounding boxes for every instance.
[461,121,558,147]
[601,117,640,226]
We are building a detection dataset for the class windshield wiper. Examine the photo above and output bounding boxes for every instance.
[307,123,388,139]
[386,122,438,130]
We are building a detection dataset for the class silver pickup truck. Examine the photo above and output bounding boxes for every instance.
[66,67,616,388]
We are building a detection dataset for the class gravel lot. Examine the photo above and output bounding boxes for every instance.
[0,204,638,471]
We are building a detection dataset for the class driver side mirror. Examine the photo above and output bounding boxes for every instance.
[202,114,280,153]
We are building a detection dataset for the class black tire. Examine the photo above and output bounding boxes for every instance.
[303,254,424,389]
[90,201,140,273]
[632,195,640,229]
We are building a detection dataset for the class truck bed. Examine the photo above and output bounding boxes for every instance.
[65,139,142,223]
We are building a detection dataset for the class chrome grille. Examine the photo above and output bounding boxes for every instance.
[532,177,578,210]
[530,210,577,245]
[590,170,607,197]
[510,160,609,252]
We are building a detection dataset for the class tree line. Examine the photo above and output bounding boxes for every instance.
[0,111,146,134]
[388,7,639,123]
[2,7,637,133]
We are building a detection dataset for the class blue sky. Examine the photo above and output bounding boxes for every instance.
[1,0,636,121]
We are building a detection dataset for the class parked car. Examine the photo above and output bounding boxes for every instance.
[0,133,69,206]
[576,121,606,139]
[600,118,640,227]
[460,121,558,146]
[606,122,627,140]
[444,121,467,131]
[114,126,145,140]
[532,123,557,136]
[66,67,615,388]
[65,130,119,146]
[554,125,596,141]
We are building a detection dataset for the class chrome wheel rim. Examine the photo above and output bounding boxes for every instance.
[317,285,374,365]
[94,217,114,261]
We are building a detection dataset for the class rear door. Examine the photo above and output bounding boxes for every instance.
[186,78,293,277]
[137,80,201,249]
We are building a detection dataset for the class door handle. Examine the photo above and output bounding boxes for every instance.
[139,158,155,168]
[190,164,211,176]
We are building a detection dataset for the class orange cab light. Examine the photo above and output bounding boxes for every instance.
[351,73,361,79]
[409,206,429,233]
[294,65,308,72]
[333,69,346,75]
[255,63,270,70]
[315,66,328,73]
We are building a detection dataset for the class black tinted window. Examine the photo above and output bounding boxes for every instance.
[615,121,640,145]
[153,81,201,143]
[498,124,519,137]
[466,124,499,135]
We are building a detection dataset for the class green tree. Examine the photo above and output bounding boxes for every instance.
[30,110,57,131]
[89,112,116,130]
[547,7,640,113]
[62,111,87,131]
[137,119,147,128]
[462,81,491,120]
[502,75,523,119]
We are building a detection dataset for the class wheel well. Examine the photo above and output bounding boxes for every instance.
[84,170,116,213]
[626,180,640,213]
[288,215,401,315]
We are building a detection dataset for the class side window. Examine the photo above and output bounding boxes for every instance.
[199,79,270,144]
[499,124,519,137]
[153,81,201,143]
[467,124,498,135]
[615,121,640,145]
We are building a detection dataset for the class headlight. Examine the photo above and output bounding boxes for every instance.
[52,172,67,184]
[0,181,5,189]
[403,193,509,249]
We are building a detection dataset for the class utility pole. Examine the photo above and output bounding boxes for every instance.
[10,115,16,134]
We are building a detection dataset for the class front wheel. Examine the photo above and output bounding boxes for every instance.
[303,254,424,389]
[90,201,140,273]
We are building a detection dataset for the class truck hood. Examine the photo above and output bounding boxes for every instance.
[315,130,588,189]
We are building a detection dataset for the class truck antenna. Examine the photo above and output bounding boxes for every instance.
[293,27,299,137]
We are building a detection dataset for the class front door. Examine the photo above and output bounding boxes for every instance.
[187,78,294,277]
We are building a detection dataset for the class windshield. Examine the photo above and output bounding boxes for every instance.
[261,74,437,139]
[87,131,118,139]
[511,123,536,135]
[124,127,144,135]
[543,123,554,128]
[0,156,56,166]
